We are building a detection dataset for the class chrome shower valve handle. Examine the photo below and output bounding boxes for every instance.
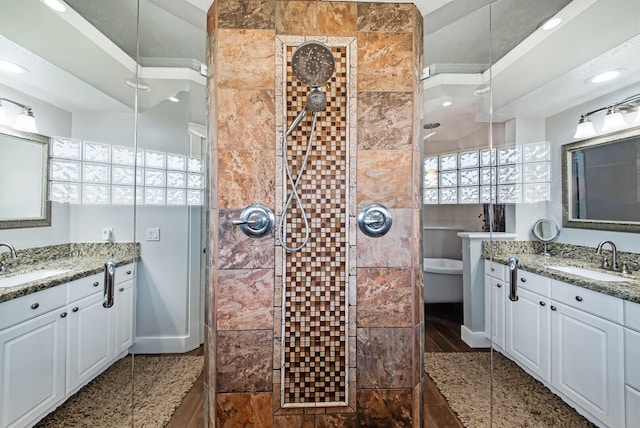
[357,204,393,237]
[233,204,275,238]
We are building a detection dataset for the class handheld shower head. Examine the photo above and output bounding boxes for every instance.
[306,89,327,112]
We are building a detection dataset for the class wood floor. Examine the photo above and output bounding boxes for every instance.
[164,303,483,427]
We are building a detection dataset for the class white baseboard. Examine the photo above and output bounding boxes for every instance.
[132,336,199,354]
[461,325,491,348]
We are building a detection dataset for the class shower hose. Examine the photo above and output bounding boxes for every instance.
[277,111,319,252]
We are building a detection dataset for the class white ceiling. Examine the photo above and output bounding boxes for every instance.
[0,0,638,143]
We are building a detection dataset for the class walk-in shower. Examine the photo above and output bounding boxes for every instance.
[277,41,335,252]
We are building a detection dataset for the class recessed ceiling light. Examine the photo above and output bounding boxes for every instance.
[442,101,452,107]
[588,70,622,84]
[124,80,151,91]
[41,0,67,12]
[0,59,29,74]
[542,17,562,31]
[168,96,179,103]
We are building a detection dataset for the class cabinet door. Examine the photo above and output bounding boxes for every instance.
[551,302,624,428]
[114,279,134,355]
[505,288,551,382]
[66,292,112,394]
[0,309,66,428]
[485,275,505,350]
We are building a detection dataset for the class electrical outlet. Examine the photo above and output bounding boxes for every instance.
[101,227,113,242]
[146,228,160,241]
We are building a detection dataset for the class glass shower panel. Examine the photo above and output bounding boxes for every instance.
[487,0,639,426]
[421,3,494,426]
[132,1,207,426]
[0,0,138,426]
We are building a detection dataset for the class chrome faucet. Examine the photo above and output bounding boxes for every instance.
[595,240,618,271]
[0,242,18,273]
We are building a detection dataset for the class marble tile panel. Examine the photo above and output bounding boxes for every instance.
[356,3,413,33]
[217,392,272,426]
[357,268,412,328]
[207,3,216,34]
[316,2,357,36]
[217,0,275,30]
[357,91,412,150]
[273,415,315,428]
[275,1,316,35]
[357,150,412,208]
[274,306,282,338]
[316,414,357,427]
[218,209,275,269]
[356,208,412,268]
[413,324,420,387]
[357,327,412,388]
[217,330,273,392]
[273,336,281,369]
[208,208,219,268]
[218,150,275,209]
[357,32,413,91]
[218,89,275,150]
[413,151,422,209]
[413,266,424,326]
[218,29,275,89]
[356,389,413,427]
[217,269,274,330]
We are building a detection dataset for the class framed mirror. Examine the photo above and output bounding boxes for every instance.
[562,125,640,233]
[0,125,51,229]
[532,218,560,256]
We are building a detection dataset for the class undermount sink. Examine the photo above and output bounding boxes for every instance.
[0,269,70,288]
[547,266,627,282]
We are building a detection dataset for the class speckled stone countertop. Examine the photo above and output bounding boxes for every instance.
[0,243,140,304]
[483,241,640,304]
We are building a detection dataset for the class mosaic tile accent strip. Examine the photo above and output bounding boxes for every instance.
[280,40,350,407]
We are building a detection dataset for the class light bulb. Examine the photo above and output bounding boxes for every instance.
[573,116,596,139]
[14,108,38,133]
[602,107,626,133]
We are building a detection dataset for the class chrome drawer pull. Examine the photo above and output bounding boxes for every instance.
[72,307,79,312]
[119,287,124,292]
[60,312,67,318]
[540,301,546,306]
[550,305,557,311]
[497,283,502,288]
[31,303,39,310]
[93,281,99,287]
[575,296,583,302]
[126,270,132,275]
[520,277,526,282]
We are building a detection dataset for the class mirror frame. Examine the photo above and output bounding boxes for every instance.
[0,125,51,229]
[562,125,640,233]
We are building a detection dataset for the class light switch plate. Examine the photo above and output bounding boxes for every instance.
[146,227,160,241]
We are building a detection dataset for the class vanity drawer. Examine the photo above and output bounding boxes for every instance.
[485,260,506,281]
[116,263,135,284]
[551,279,623,324]
[624,300,640,332]
[517,270,551,296]
[66,272,103,303]
[625,328,640,389]
[0,285,66,331]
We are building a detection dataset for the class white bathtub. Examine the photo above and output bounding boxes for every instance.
[424,258,463,303]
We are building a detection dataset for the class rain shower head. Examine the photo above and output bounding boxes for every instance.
[292,41,335,88]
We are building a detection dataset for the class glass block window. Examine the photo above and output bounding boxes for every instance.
[49,138,205,207]
[423,141,550,205]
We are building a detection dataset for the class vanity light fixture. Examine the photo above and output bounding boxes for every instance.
[573,92,640,139]
[442,101,452,107]
[0,98,39,133]
[168,96,179,103]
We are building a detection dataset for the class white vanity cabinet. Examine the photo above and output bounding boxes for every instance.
[0,262,135,428]
[550,301,624,428]
[484,260,506,350]
[0,299,66,428]
[505,270,552,383]
[624,300,640,428]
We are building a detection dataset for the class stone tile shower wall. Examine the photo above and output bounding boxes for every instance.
[206,1,424,426]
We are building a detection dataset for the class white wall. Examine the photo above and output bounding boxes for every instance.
[545,82,640,253]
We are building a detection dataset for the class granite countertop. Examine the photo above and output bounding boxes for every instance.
[0,243,139,304]
[489,252,640,304]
